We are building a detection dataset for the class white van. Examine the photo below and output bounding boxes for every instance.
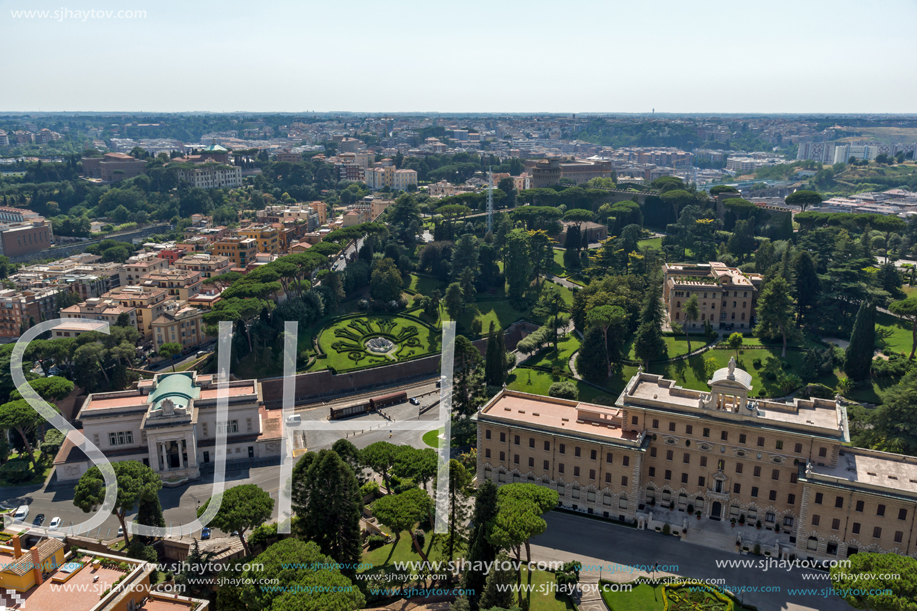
[13,506,29,521]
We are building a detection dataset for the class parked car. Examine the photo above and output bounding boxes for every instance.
[201,527,211,540]
[409,397,420,405]
[49,517,61,530]
[13,506,29,521]
[117,526,123,537]
[33,514,45,527]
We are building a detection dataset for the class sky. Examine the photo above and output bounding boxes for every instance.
[1,0,915,114]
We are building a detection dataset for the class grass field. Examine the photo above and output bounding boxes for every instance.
[601,583,665,611]
[361,527,437,569]
[551,249,567,276]
[623,335,707,360]
[454,298,531,334]
[519,567,578,611]
[637,237,663,251]
[408,274,445,295]
[526,334,580,373]
[314,315,439,371]
[544,280,576,308]
[876,311,914,356]
[422,429,441,448]
[507,368,615,403]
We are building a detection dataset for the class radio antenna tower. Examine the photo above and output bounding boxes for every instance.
[486,168,494,234]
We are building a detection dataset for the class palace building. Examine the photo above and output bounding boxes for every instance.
[475,361,917,562]
[55,372,282,484]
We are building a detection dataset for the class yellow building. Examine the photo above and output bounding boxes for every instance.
[102,285,170,339]
[237,224,280,254]
[212,236,257,267]
[151,302,207,354]
[663,261,763,332]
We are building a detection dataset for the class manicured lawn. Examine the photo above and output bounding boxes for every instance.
[526,334,581,373]
[519,566,577,611]
[361,527,437,570]
[876,311,914,356]
[454,298,531,334]
[313,315,439,372]
[507,368,615,404]
[0,452,52,487]
[623,335,709,360]
[409,274,445,295]
[601,582,665,611]
[637,237,663,251]
[544,280,576,308]
[551,249,567,276]
[422,429,441,448]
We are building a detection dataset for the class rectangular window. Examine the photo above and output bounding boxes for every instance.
[832,518,840,530]
[589,469,596,480]
[856,500,864,512]
[753,466,761,477]
[895,531,904,543]
[558,463,564,473]
[575,446,581,458]
[769,490,777,501]
[544,441,550,451]
[772,469,779,481]
[698,476,705,486]
[499,432,505,442]
[529,438,535,448]
[776,440,783,450]
[664,470,672,480]
[623,456,630,467]
[652,419,659,428]
[528,457,534,467]
[812,514,820,526]
[681,473,688,484]
[751,487,759,498]
[499,451,505,461]
[573,466,580,477]
[733,483,741,494]
[544,460,549,470]
[835,496,844,509]
[703,428,710,438]
[686,425,693,435]
[739,434,747,444]
[736,463,743,474]
[852,523,861,534]
[683,453,690,464]
[514,454,519,464]
[815,493,823,504]
[788,494,796,504]
[668,422,676,432]
[651,447,657,458]
[819,447,827,458]
[878,504,886,517]
[514,435,520,446]
[873,527,882,539]
[721,431,728,441]
[486,449,491,458]
[900,509,909,521]
[606,453,613,464]
[632,416,638,425]
[590,449,597,460]
[795,443,803,454]
[666,450,673,461]
[757,437,765,447]
[621,476,628,486]
[649,467,656,477]
[559,443,565,454]
[790,473,798,484]
[605,473,611,483]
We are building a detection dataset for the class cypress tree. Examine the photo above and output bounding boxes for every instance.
[462,480,499,609]
[633,277,668,366]
[844,301,876,382]
[484,322,507,387]
[136,494,166,545]
[577,326,608,382]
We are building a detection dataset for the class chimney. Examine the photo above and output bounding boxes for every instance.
[12,535,21,560]
[30,546,43,585]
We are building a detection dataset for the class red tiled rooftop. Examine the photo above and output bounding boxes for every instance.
[84,395,147,410]
[15,560,126,610]
[482,393,639,441]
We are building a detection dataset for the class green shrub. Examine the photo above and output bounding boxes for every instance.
[361,481,381,497]
[367,535,387,550]
[413,529,425,549]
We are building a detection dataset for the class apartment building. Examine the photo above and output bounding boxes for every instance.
[237,224,280,254]
[529,157,614,188]
[151,301,206,354]
[174,162,243,189]
[174,253,231,279]
[0,290,25,338]
[102,285,170,339]
[212,236,257,267]
[61,297,137,328]
[477,363,917,562]
[364,165,418,191]
[119,253,169,286]
[140,268,203,301]
[663,262,763,331]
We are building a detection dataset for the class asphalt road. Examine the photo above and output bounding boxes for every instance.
[1,384,445,541]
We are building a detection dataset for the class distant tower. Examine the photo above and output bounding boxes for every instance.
[486,168,494,234]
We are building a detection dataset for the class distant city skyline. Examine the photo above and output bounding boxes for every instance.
[1,0,915,114]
